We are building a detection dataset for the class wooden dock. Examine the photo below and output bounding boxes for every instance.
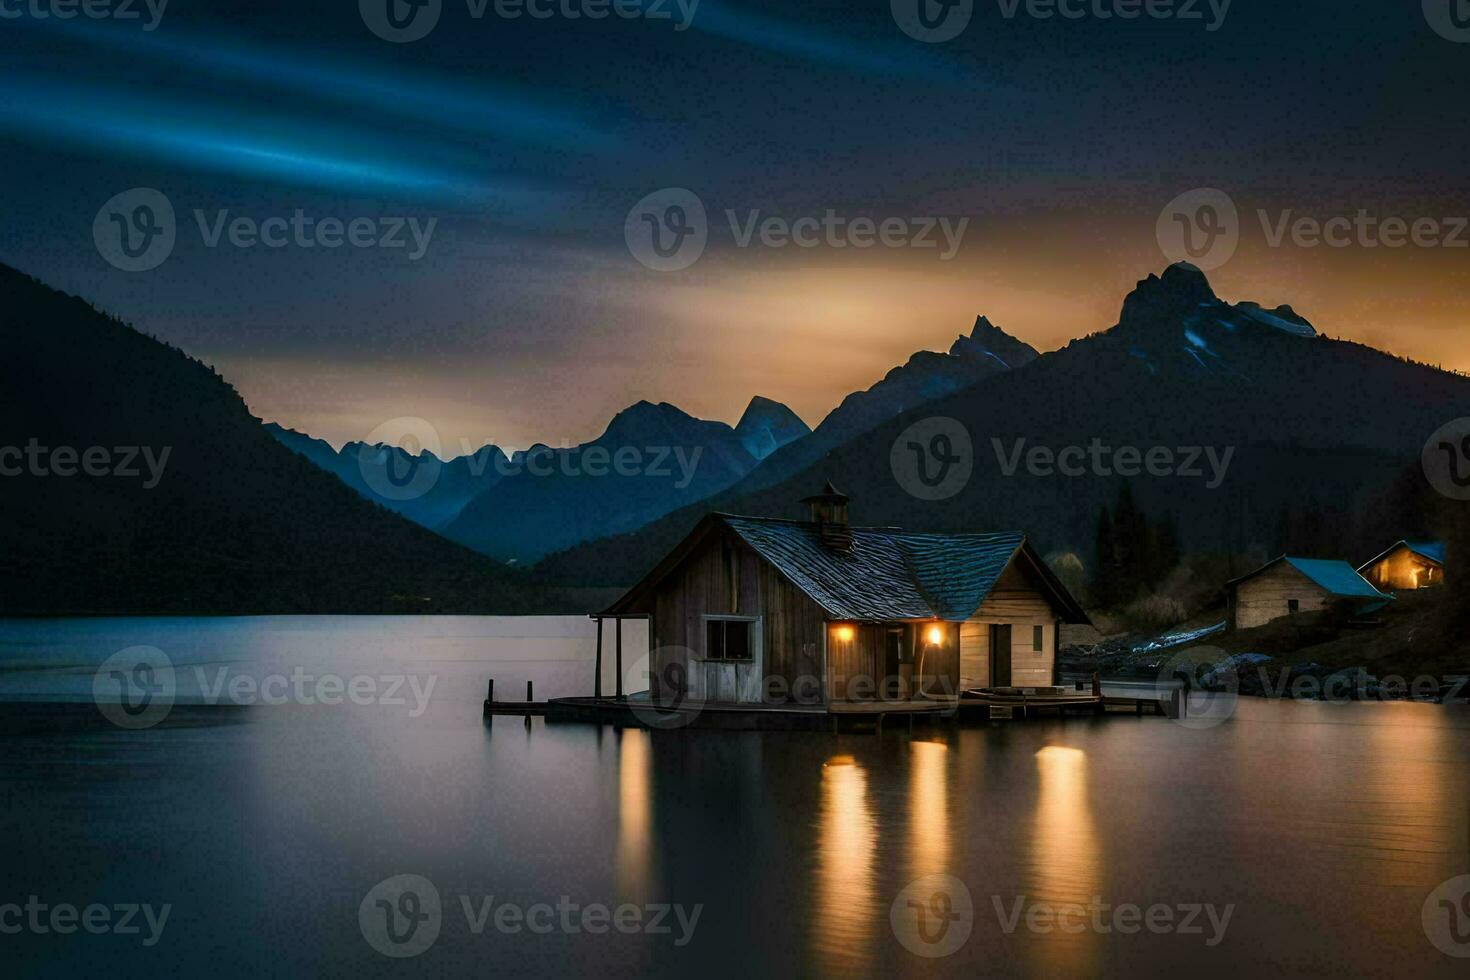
[480,679,1179,730]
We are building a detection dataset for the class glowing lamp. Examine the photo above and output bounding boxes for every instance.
[926,625,944,646]
[834,625,855,642]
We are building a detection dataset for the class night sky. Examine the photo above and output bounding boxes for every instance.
[4,2,1468,452]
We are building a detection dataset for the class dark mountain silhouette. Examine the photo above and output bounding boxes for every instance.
[733,395,810,460]
[441,400,767,564]
[534,263,1470,593]
[719,311,1041,498]
[266,422,507,530]
[0,264,539,614]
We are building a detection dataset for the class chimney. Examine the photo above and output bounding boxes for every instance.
[801,481,852,552]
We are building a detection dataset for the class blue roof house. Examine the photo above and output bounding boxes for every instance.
[1226,556,1390,631]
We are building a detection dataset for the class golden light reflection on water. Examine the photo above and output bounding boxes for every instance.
[615,729,653,901]
[816,754,876,976]
[1361,707,1451,886]
[908,740,950,879]
[1028,745,1102,974]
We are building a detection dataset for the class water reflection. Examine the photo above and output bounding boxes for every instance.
[908,740,950,879]
[1029,745,1102,974]
[1362,707,1450,886]
[816,754,876,975]
[616,728,653,901]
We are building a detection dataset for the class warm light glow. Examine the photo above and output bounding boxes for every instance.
[926,625,944,646]
[908,740,950,878]
[1031,745,1101,973]
[615,730,653,902]
[835,625,855,642]
[817,755,874,974]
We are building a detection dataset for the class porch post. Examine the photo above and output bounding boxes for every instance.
[615,617,624,700]
[594,616,603,699]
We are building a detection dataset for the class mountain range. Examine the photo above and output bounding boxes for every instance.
[7,259,1466,614]
[0,263,542,614]
[533,263,1470,591]
[268,396,812,563]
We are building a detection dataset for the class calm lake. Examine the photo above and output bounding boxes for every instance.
[2,617,1468,978]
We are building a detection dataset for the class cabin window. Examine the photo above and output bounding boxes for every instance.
[1287,599,1300,613]
[1032,625,1044,653]
[705,618,754,662]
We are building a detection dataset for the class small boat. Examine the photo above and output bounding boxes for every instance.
[962,686,1103,715]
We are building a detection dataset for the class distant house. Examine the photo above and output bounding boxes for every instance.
[1357,540,1445,592]
[600,484,1090,705]
[1226,556,1389,630]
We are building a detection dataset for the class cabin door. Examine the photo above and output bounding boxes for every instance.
[990,624,1012,688]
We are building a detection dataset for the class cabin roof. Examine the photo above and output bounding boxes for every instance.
[1357,539,1446,571]
[1228,555,1388,599]
[602,513,1090,624]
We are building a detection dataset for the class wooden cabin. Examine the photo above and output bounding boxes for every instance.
[1226,556,1389,630]
[599,484,1090,706]
[1358,540,1445,592]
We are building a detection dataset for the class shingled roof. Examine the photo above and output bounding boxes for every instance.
[604,513,1089,623]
